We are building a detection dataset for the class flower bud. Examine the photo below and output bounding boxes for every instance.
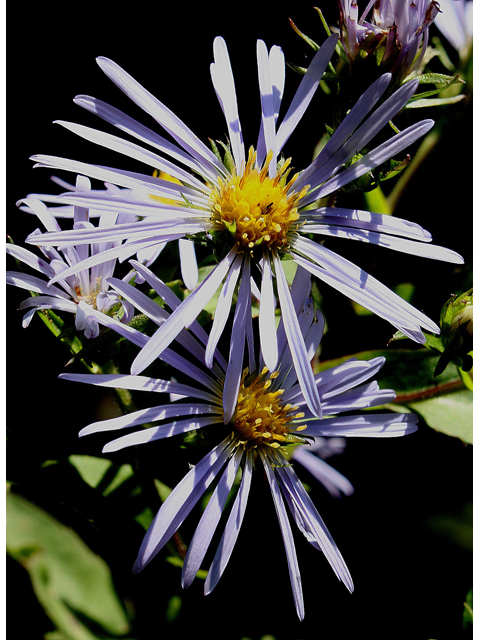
[435,289,473,376]
[337,0,440,84]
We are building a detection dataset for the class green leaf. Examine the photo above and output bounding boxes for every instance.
[415,72,462,86]
[288,18,320,51]
[316,348,462,396]
[407,74,463,102]
[405,95,465,108]
[69,455,134,497]
[408,388,473,444]
[6,488,132,640]
[363,185,391,215]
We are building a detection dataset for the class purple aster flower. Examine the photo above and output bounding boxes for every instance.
[338,0,440,80]
[7,175,135,339]
[59,262,418,620]
[24,35,462,415]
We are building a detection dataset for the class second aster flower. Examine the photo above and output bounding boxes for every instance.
[60,264,418,620]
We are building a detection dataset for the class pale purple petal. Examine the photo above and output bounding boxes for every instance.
[257,39,277,176]
[181,447,244,589]
[55,120,210,194]
[271,449,353,592]
[259,253,278,372]
[6,243,57,279]
[307,120,435,204]
[300,207,431,241]
[205,252,243,368]
[321,386,397,414]
[260,449,305,620]
[210,37,245,173]
[96,57,227,179]
[301,224,464,263]
[276,263,313,372]
[133,436,236,573]
[129,260,228,373]
[131,247,238,376]
[291,447,354,498]
[103,415,224,452]
[179,239,199,291]
[74,95,210,180]
[295,72,392,192]
[276,34,338,156]
[80,402,222,436]
[302,412,419,437]
[292,238,439,338]
[59,372,219,403]
[273,252,322,417]
[204,448,253,594]
[223,256,252,423]
[30,154,206,202]
[6,272,71,300]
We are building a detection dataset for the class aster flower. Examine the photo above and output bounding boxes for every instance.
[24,35,462,414]
[59,263,418,620]
[337,0,441,80]
[7,176,135,338]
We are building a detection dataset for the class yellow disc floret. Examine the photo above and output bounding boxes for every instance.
[211,148,308,252]
[234,367,306,449]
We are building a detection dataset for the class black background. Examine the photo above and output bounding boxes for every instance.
[7,2,473,639]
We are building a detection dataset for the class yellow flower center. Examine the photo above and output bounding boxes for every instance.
[234,367,307,449]
[210,148,308,252]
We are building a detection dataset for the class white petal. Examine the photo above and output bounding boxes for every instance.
[181,447,243,589]
[260,449,305,621]
[103,416,223,452]
[257,39,277,176]
[179,239,199,290]
[210,37,245,173]
[222,257,252,423]
[276,34,338,155]
[259,254,278,371]
[80,402,220,436]
[96,57,227,178]
[131,247,238,376]
[59,372,219,403]
[74,95,210,180]
[273,252,322,416]
[204,448,253,594]
[302,224,464,263]
[205,252,243,369]
[302,412,419,437]
[133,436,235,573]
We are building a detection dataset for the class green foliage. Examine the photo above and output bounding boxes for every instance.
[6,487,133,640]
[409,389,473,445]
[316,346,473,445]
